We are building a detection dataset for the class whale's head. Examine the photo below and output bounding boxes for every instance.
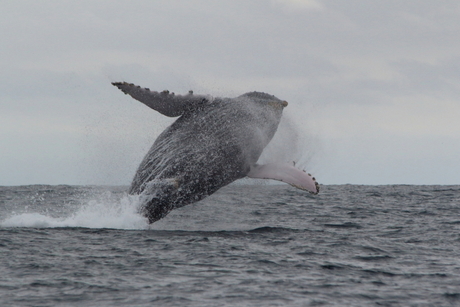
[237,91,287,128]
[239,91,288,112]
[228,91,288,162]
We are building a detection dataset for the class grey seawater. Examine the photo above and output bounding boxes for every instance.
[1,184,460,306]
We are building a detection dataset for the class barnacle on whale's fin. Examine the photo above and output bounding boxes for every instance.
[112,82,212,117]
[247,163,320,194]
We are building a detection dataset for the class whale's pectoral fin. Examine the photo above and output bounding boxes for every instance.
[138,178,180,223]
[247,163,319,194]
[112,82,211,117]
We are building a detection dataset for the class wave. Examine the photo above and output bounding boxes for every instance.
[247,226,300,233]
[0,193,148,230]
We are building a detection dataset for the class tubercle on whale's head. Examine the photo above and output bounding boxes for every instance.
[267,100,288,110]
[240,92,285,107]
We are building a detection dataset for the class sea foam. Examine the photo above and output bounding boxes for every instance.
[0,192,148,230]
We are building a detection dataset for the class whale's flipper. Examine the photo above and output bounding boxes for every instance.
[112,82,212,117]
[248,163,319,194]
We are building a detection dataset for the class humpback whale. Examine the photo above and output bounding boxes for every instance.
[112,82,319,223]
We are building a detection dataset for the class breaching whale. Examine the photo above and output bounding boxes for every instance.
[112,82,319,223]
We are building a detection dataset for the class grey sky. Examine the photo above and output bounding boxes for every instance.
[1,0,459,185]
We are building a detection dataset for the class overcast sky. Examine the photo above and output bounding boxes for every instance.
[1,0,459,186]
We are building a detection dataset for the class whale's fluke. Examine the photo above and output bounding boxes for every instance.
[248,163,319,194]
[112,82,212,117]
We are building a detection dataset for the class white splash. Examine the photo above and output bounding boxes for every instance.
[0,193,148,230]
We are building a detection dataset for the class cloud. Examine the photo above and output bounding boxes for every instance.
[272,0,324,11]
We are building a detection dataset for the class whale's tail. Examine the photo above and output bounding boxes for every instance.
[133,178,181,223]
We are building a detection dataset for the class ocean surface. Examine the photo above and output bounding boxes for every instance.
[1,184,460,306]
